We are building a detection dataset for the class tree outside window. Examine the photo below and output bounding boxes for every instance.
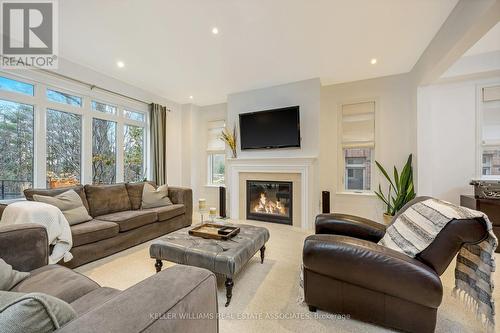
[92,118,116,184]
[0,99,34,199]
[124,124,145,182]
[46,109,81,188]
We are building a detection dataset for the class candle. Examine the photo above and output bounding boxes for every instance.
[209,207,217,222]
[198,199,206,210]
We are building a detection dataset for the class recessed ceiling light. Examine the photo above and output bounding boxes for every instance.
[189,95,194,100]
[370,58,377,65]
[212,27,219,35]
[116,61,125,68]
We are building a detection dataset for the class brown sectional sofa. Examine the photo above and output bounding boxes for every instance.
[0,182,192,268]
[0,224,218,333]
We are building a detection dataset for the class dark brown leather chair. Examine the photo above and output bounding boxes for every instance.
[302,197,488,333]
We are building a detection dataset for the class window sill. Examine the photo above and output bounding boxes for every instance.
[336,191,376,197]
[204,184,225,188]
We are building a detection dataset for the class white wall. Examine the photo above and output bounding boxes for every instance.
[417,76,500,204]
[181,103,227,211]
[320,74,414,222]
[226,78,321,159]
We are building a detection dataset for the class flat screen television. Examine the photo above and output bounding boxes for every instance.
[239,106,301,150]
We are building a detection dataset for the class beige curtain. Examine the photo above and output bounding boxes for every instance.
[150,103,167,185]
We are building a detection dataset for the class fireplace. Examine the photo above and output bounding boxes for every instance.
[246,180,293,225]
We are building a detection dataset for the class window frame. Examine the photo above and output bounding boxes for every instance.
[343,148,373,191]
[0,70,150,193]
[476,82,500,180]
[206,120,226,187]
[123,123,146,183]
[0,75,34,96]
[0,97,35,198]
[337,99,378,195]
[207,153,226,186]
[46,107,83,187]
[46,87,83,107]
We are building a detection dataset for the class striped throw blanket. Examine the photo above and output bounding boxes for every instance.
[379,198,497,327]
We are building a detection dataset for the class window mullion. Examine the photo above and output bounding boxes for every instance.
[34,85,47,188]
[116,109,125,183]
[82,96,93,185]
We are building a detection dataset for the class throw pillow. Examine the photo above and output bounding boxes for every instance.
[33,189,92,225]
[142,183,173,209]
[0,291,76,333]
[0,259,29,291]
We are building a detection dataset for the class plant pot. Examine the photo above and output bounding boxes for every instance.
[383,213,393,225]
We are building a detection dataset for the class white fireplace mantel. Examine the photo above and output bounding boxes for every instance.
[226,157,317,229]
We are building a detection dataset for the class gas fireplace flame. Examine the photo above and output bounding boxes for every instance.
[253,192,287,216]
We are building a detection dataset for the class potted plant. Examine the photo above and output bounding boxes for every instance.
[374,154,416,224]
[220,126,237,158]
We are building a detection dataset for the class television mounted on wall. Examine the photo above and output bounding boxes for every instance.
[239,106,301,150]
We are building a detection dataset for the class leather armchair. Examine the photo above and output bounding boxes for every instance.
[303,197,488,333]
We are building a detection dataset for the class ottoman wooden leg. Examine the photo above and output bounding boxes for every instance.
[260,245,266,264]
[155,259,163,273]
[225,277,234,307]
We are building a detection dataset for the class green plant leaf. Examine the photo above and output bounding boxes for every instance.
[375,160,395,189]
[374,190,388,206]
[375,154,414,215]
[375,184,389,205]
[394,166,400,193]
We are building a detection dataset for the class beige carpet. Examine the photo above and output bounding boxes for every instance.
[76,219,498,333]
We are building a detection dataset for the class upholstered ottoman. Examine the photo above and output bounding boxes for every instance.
[150,223,270,306]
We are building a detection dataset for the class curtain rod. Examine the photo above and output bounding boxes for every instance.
[34,67,171,111]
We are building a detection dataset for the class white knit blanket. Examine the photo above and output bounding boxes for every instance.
[0,201,73,264]
[379,198,497,327]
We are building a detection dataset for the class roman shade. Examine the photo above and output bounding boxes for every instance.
[483,85,500,102]
[341,101,375,148]
[206,120,225,151]
[481,87,500,146]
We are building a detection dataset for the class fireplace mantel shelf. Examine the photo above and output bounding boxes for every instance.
[227,156,317,162]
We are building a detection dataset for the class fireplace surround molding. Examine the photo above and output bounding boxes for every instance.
[227,157,317,229]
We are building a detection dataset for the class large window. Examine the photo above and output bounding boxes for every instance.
[0,99,34,199]
[207,120,225,186]
[124,124,145,182]
[46,109,82,188]
[0,72,149,198]
[339,101,375,192]
[92,118,117,184]
[480,85,500,179]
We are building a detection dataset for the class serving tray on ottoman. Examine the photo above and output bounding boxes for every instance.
[188,223,240,240]
[150,223,270,307]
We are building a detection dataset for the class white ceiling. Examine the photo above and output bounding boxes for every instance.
[441,22,500,79]
[59,0,458,105]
